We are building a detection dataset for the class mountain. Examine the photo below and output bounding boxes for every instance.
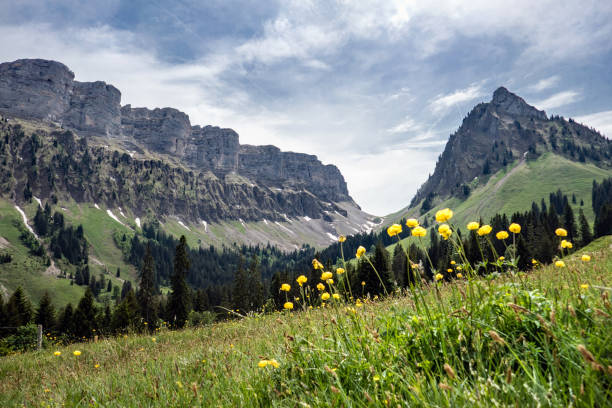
[0,59,377,251]
[385,87,612,228]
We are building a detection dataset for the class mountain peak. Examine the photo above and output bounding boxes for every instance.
[490,86,547,120]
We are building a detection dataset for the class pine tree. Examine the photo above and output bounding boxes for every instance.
[247,255,264,311]
[72,288,97,338]
[58,303,74,336]
[137,244,157,325]
[391,245,407,288]
[107,280,112,292]
[35,291,56,330]
[562,203,578,243]
[578,209,593,247]
[168,235,191,328]
[594,204,612,238]
[5,287,33,327]
[232,257,248,313]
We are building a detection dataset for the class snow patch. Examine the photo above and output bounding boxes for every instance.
[94,203,100,210]
[275,221,295,235]
[33,196,42,208]
[15,205,38,238]
[178,221,191,231]
[107,209,126,226]
[238,218,246,228]
[303,216,312,222]
[263,219,269,225]
[201,220,208,232]
[135,217,141,228]
[326,232,338,241]
[118,208,126,218]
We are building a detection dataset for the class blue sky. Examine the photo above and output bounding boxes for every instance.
[1,0,611,215]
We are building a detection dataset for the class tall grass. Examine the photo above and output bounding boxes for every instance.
[0,236,610,407]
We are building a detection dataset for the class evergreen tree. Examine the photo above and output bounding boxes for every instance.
[5,287,33,327]
[357,241,392,296]
[34,291,56,330]
[33,206,48,236]
[193,289,209,312]
[168,235,191,328]
[247,255,264,311]
[391,245,407,288]
[121,281,133,300]
[562,203,578,243]
[107,280,112,292]
[58,303,74,336]
[578,209,593,247]
[594,204,612,238]
[232,257,248,313]
[137,244,157,325]
[73,288,97,338]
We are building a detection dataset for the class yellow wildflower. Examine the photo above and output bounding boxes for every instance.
[477,225,492,236]
[457,273,463,278]
[53,351,61,356]
[317,283,325,291]
[509,223,521,234]
[280,283,291,292]
[561,239,573,249]
[338,235,346,243]
[296,275,307,286]
[555,261,566,268]
[467,221,479,230]
[438,224,452,240]
[312,259,324,270]
[73,350,81,356]
[580,284,589,290]
[332,293,340,300]
[435,273,444,281]
[336,267,345,275]
[326,279,334,285]
[555,228,568,237]
[435,208,454,223]
[321,271,333,281]
[499,256,505,261]
[450,260,455,265]
[387,224,402,237]
[496,231,509,240]
[411,226,427,237]
[258,360,268,368]
[268,359,280,368]
[406,218,419,228]
[361,281,366,286]
[321,292,330,301]
[94,364,100,368]
[283,302,294,310]
[356,246,366,258]
[581,254,591,262]
[447,269,453,273]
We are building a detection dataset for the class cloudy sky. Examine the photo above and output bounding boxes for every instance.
[1,0,611,215]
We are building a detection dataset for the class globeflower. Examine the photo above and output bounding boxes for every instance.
[326,279,334,285]
[456,273,463,278]
[411,226,427,237]
[338,235,346,243]
[555,261,566,268]
[435,273,444,281]
[496,231,509,240]
[321,292,330,301]
[581,254,591,262]
[467,221,479,230]
[336,267,345,275]
[280,283,291,292]
[356,246,366,258]
[438,224,452,240]
[509,223,521,234]
[406,218,419,228]
[53,351,61,357]
[296,275,307,286]
[73,350,81,356]
[387,224,402,237]
[332,293,340,300]
[555,228,568,237]
[321,271,333,281]
[477,225,492,236]
[560,239,573,249]
[283,302,294,310]
[316,283,325,291]
[312,259,324,270]
[580,284,589,290]
[435,208,453,223]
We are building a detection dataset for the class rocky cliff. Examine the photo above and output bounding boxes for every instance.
[0,59,369,249]
[410,87,612,208]
[0,58,353,210]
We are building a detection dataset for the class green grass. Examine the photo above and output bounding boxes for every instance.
[1,236,610,407]
[0,199,85,307]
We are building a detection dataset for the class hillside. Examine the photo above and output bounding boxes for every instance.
[0,236,610,406]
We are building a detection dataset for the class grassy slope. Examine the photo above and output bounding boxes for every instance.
[0,236,610,407]
[384,153,611,252]
[0,200,85,307]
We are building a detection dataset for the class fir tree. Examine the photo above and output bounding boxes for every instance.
[35,291,56,330]
[594,204,612,238]
[562,203,578,243]
[58,303,74,336]
[5,287,33,327]
[73,288,97,338]
[578,209,593,247]
[137,244,157,325]
[232,257,248,313]
[168,235,191,328]
[247,255,264,311]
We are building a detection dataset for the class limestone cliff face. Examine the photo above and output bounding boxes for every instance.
[0,58,358,223]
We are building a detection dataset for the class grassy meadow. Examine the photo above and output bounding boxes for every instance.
[0,234,610,407]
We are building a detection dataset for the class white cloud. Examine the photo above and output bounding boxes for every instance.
[429,84,484,114]
[529,75,560,92]
[534,90,581,111]
[575,110,612,138]
[386,118,419,134]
